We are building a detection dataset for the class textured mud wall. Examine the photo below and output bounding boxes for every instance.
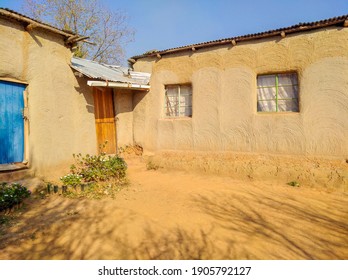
[133,27,348,188]
[133,27,348,158]
[0,18,97,179]
[149,151,348,190]
[114,89,134,147]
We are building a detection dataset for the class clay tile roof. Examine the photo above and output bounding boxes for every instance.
[0,8,87,44]
[132,14,348,60]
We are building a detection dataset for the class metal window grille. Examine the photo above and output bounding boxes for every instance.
[164,85,192,118]
[257,73,299,112]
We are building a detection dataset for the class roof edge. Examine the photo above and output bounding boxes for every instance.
[0,8,88,45]
[131,14,348,60]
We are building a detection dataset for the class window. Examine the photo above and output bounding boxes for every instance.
[164,84,192,118]
[257,73,299,112]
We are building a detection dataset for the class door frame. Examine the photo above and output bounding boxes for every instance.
[0,78,29,167]
[93,87,117,154]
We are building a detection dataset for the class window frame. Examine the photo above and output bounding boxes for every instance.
[257,72,299,113]
[163,84,192,118]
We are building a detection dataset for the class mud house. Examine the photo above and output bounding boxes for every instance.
[129,15,348,188]
[0,8,149,180]
[1,8,347,188]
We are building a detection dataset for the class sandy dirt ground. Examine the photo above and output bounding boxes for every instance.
[0,158,348,260]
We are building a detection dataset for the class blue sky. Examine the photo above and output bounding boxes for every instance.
[1,0,348,64]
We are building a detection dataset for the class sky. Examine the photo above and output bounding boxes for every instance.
[1,0,348,65]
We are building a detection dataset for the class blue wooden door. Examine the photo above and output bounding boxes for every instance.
[0,81,26,164]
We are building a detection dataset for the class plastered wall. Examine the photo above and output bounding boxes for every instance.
[133,27,348,159]
[0,18,97,179]
[132,27,348,188]
[114,89,134,147]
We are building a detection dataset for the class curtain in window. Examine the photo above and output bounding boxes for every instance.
[179,85,192,117]
[257,73,299,112]
[164,85,192,117]
[165,86,179,117]
[277,74,299,112]
[257,75,277,112]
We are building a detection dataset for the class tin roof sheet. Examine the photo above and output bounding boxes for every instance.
[71,57,150,85]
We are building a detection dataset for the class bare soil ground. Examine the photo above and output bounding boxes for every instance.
[1,157,348,260]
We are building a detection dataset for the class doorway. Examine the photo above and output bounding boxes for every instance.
[93,87,117,154]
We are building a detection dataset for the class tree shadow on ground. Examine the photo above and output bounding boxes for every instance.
[193,187,348,259]
[1,184,348,260]
[0,196,223,259]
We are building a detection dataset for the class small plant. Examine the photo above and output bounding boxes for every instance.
[60,174,83,187]
[59,142,127,198]
[68,142,127,183]
[287,181,300,187]
[63,180,127,199]
[0,182,31,212]
[0,215,11,225]
[146,160,160,171]
[0,215,14,236]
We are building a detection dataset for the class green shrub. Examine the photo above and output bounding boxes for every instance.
[60,173,83,187]
[59,143,127,198]
[68,153,127,183]
[70,153,127,182]
[0,183,31,211]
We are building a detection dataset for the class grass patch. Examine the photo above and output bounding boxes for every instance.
[63,180,128,199]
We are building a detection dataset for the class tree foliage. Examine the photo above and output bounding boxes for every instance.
[22,0,134,64]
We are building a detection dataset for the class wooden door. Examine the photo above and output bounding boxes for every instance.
[93,87,116,154]
[0,81,26,164]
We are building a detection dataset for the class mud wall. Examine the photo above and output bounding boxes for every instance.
[148,151,348,190]
[133,27,348,188]
[133,27,348,159]
[0,18,97,179]
[114,89,134,147]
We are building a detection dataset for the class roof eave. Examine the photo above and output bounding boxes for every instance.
[131,14,348,61]
[87,80,150,91]
[0,8,88,45]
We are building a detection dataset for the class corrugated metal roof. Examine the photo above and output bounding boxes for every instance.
[71,57,150,85]
[132,14,348,59]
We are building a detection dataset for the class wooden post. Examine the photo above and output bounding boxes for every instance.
[25,23,37,32]
[47,183,51,194]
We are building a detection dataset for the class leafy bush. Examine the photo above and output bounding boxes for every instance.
[0,183,31,211]
[59,143,127,198]
[70,153,127,182]
[68,153,127,183]
[60,173,83,187]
